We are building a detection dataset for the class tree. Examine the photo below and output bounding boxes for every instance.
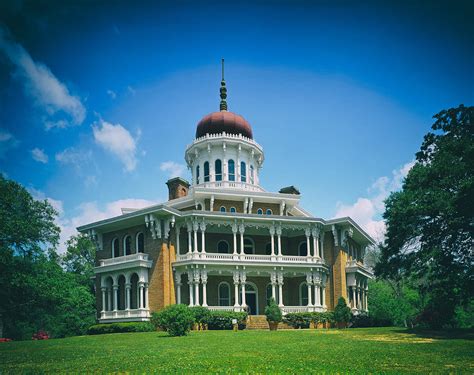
[62,234,95,291]
[376,104,474,328]
[333,297,351,327]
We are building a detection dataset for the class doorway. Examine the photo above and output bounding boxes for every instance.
[245,282,258,315]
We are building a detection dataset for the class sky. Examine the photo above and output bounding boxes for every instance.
[0,0,472,251]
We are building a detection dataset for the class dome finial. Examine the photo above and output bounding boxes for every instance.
[219,58,227,111]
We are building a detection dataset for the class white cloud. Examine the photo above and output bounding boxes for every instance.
[160,161,186,178]
[0,129,19,157]
[0,26,86,129]
[334,161,415,243]
[31,148,48,163]
[127,86,136,96]
[107,89,117,99]
[92,120,138,172]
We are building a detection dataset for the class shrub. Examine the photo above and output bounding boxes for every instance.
[190,306,212,325]
[265,298,282,323]
[87,322,155,335]
[283,313,312,328]
[151,304,195,336]
[207,311,247,330]
[350,312,392,328]
[334,297,352,327]
[0,338,12,342]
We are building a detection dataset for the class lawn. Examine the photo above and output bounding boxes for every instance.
[0,327,472,373]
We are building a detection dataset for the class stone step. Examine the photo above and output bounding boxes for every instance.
[246,315,293,330]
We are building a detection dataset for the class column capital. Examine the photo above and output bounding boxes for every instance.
[277,272,284,285]
[201,270,208,283]
[332,225,339,247]
[306,272,313,284]
[199,219,206,232]
[193,220,199,232]
[233,271,240,284]
[311,226,320,238]
[269,225,275,236]
[276,224,282,236]
[304,227,311,237]
[232,222,238,234]
[186,221,193,232]
[238,223,245,234]
[125,283,132,289]
[113,284,119,290]
[174,271,182,284]
[270,271,277,285]
[101,286,107,292]
[240,271,247,284]
[193,269,201,283]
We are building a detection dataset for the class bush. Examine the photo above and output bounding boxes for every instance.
[350,312,392,328]
[190,306,211,325]
[32,330,49,340]
[207,311,247,330]
[283,313,312,328]
[87,322,155,335]
[265,298,282,323]
[151,304,195,336]
[334,297,352,326]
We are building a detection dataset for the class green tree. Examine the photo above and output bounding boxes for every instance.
[62,234,95,291]
[376,104,474,328]
[333,297,351,327]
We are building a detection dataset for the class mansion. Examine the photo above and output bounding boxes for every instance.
[78,64,374,323]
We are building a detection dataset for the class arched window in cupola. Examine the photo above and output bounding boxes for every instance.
[228,159,235,181]
[241,161,247,182]
[196,165,200,184]
[204,162,210,182]
[215,159,222,181]
[123,235,132,256]
[250,165,255,184]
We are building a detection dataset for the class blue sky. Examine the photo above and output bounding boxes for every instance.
[0,1,472,249]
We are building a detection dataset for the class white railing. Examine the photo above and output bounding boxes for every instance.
[195,181,265,192]
[207,306,236,312]
[99,253,149,267]
[100,308,150,320]
[346,260,373,275]
[281,306,326,314]
[175,252,326,265]
[187,132,263,152]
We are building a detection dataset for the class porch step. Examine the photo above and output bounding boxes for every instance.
[246,315,293,330]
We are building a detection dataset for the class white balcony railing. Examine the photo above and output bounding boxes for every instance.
[207,306,236,312]
[98,253,149,267]
[174,252,326,265]
[100,308,150,321]
[281,306,326,314]
[195,181,265,192]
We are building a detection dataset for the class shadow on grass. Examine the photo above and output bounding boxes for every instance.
[393,328,474,341]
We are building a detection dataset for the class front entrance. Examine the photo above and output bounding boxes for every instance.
[245,282,258,315]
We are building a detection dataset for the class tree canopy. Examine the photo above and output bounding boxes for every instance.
[375,104,473,328]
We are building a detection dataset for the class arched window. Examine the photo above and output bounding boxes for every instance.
[298,241,308,256]
[300,282,309,306]
[124,235,132,255]
[220,206,226,213]
[265,242,272,255]
[204,161,210,182]
[215,159,222,181]
[197,203,203,210]
[230,207,236,213]
[218,282,231,306]
[240,161,247,182]
[266,209,273,215]
[257,208,263,215]
[196,165,200,184]
[217,240,230,254]
[250,165,255,184]
[112,238,120,258]
[243,238,255,254]
[136,232,144,253]
[228,159,235,181]
[266,284,273,305]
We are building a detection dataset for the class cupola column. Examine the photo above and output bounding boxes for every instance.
[187,270,194,307]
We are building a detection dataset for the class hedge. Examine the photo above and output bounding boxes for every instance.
[87,322,155,335]
[283,312,335,328]
[207,311,248,330]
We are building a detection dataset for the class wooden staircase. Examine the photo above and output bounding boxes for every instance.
[246,315,293,330]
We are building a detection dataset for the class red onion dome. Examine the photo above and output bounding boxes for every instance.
[196,111,253,139]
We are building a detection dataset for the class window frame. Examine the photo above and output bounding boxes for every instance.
[215,159,222,181]
[204,161,210,182]
[217,240,230,254]
[240,161,247,182]
[228,159,235,181]
[135,232,144,253]
[218,282,231,306]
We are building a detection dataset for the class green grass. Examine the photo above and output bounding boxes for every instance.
[0,327,473,373]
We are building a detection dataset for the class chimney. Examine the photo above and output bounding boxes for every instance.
[166,177,190,200]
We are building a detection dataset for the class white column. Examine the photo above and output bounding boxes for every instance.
[270,226,275,257]
[364,287,368,311]
[277,272,284,307]
[138,282,144,309]
[113,284,118,311]
[352,287,356,309]
[320,232,325,260]
[314,283,320,307]
[101,287,106,312]
[125,283,131,310]
[240,271,247,307]
[201,271,208,307]
[194,270,200,306]
[200,220,206,255]
[270,272,277,304]
[239,223,245,255]
[232,224,238,255]
[175,272,182,304]
[305,228,311,260]
[193,221,199,254]
[144,283,149,309]
[187,271,194,306]
[233,271,240,308]
[176,225,181,255]
[312,227,320,258]
[276,226,282,257]
[321,281,327,308]
[306,273,313,307]
[187,223,192,254]
[107,288,112,311]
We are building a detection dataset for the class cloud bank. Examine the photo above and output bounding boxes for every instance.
[160,161,186,178]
